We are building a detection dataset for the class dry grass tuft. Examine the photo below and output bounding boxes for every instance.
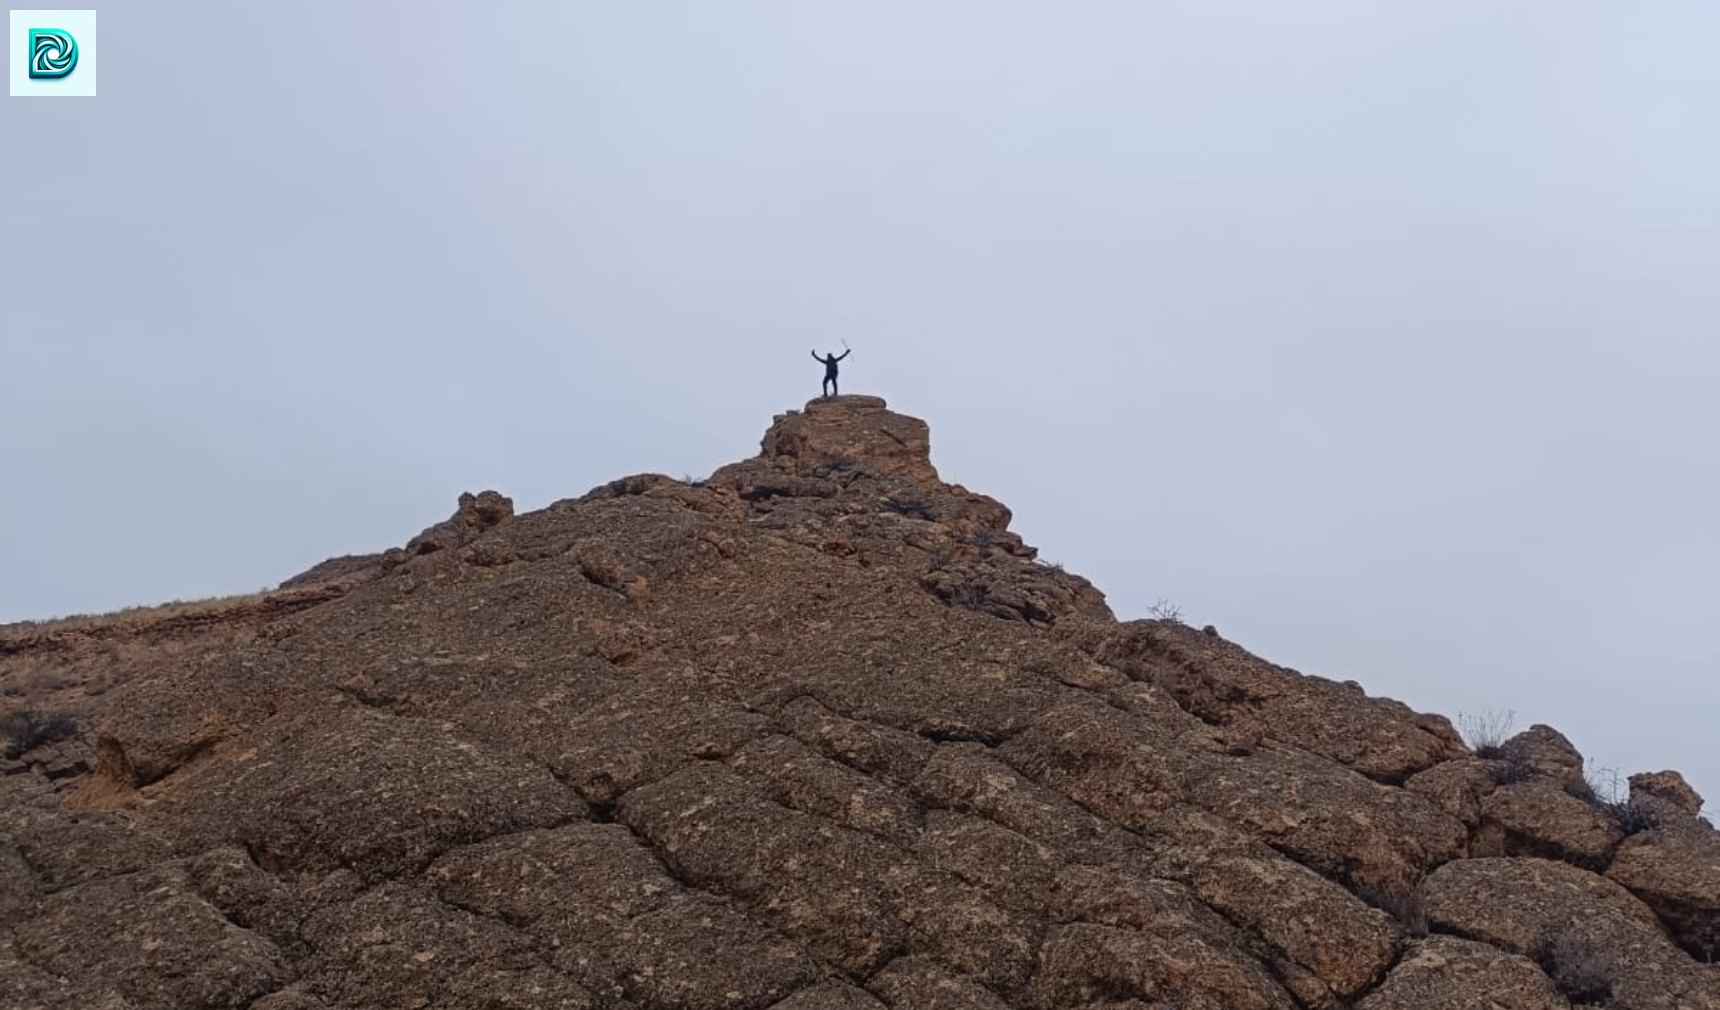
[1,590,278,637]
[1458,709,1517,757]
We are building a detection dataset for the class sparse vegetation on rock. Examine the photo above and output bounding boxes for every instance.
[0,708,77,759]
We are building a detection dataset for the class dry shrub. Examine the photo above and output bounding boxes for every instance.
[1458,708,1516,757]
[1,708,78,759]
[1565,763,1665,836]
[1532,926,1614,1005]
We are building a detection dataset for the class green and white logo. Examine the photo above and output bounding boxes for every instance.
[28,28,76,79]
[10,10,97,97]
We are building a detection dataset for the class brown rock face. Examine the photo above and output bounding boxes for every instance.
[760,396,940,484]
[1494,724,1587,784]
[1473,780,1625,868]
[1357,936,1568,1010]
[1630,769,1705,816]
[1425,857,1720,1009]
[2,398,1716,1010]
[1607,822,1720,962]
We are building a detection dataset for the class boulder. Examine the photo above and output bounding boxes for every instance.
[403,489,515,557]
[1473,780,1624,868]
[1494,725,1586,785]
[1606,820,1720,962]
[13,867,288,1010]
[1404,758,1497,827]
[1356,936,1567,1010]
[164,706,585,880]
[1098,621,1465,783]
[1629,769,1705,817]
[759,396,940,485]
[1424,856,1720,1010]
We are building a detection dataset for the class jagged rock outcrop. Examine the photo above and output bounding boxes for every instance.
[1,397,1715,1010]
[758,395,940,485]
[1630,769,1705,819]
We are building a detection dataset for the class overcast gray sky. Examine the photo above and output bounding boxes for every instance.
[4,2,1716,802]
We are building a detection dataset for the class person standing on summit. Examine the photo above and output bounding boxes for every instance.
[811,346,851,398]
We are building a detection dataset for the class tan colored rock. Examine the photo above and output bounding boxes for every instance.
[296,883,601,1009]
[779,695,936,786]
[455,489,514,528]
[184,847,309,953]
[428,823,676,929]
[1495,725,1586,785]
[914,810,1062,912]
[0,840,37,923]
[770,982,887,1009]
[1425,856,1661,954]
[10,811,172,891]
[1033,921,1296,1010]
[164,707,585,880]
[1607,820,1720,962]
[1424,857,1720,1010]
[430,823,812,1005]
[278,552,388,589]
[248,990,330,1010]
[907,741,1148,868]
[1629,769,1704,816]
[761,396,940,485]
[606,894,813,1010]
[4,400,1715,1010]
[94,650,287,787]
[865,957,1011,1010]
[1474,780,1624,868]
[13,866,288,1010]
[996,696,1186,832]
[618,760,907,976]
[1356,936,1568,1010]
[1177,745,1469,894]
[1146,806,1398,1006]
[0,935,132,1010]
[403,489,515,557]
[1405,758,1497,826]
[732,734,924,846]
[1098,620,1465,782]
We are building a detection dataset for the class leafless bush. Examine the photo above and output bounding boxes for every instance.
[948,581,986,608]
[1488,757,1534,786]
[1605,799,1664,835]
[1532,926,1614,1004]
[1566,763,1663,835]
[1458,709,1516,758]
[1148,598,1184,623]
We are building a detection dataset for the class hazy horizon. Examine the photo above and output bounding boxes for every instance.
[4,2,1717,802]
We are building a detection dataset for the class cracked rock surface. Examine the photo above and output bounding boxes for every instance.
[2,397,1716,1010]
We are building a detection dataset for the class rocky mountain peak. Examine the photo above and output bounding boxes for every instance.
[760,395,940,485]
[1,401,1716,1010]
